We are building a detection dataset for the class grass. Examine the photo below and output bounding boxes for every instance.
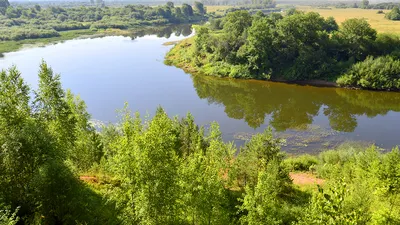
[284,154,319,172]
[164,37,198,74]
[206,5,233,14]
[0,29,96,55]
[297,6,400,33]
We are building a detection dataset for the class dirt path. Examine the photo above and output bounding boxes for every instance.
[290,172,325,186]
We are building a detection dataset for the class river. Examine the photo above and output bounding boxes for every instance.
[1,25,399,153]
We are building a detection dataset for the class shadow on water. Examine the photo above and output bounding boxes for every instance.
[129,24,193,39]
[191,75,400,152]
[101,24,194,40]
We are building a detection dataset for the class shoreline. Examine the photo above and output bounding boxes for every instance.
[0,23,198,56]
[165,40,340,89]
[165,38,400,92]
[269,79,338,88]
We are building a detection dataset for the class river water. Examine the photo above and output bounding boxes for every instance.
[1,25,399,153]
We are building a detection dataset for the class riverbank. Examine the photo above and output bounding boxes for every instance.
[0,24,194,56]
[0,29,96,55]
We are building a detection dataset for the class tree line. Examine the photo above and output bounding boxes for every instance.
[0,1,207,41]
[332,1,398,10]
[1,62,399,224]
[166,10,400,90]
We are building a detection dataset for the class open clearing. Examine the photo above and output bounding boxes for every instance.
[297,6,400,33]
[290,172,325,186]
[206,5,233,13]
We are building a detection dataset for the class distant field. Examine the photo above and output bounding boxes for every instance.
[206,5,233,13]
[297,6,400,33]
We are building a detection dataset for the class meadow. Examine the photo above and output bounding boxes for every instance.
[206,5,234,13]
[297,6,400,33]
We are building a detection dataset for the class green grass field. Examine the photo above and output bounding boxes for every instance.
[297,6,400,33]
[206,5,233,13]
[0,29,96,55]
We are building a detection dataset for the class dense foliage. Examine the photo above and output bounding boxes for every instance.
[385,6,400,20]
[1,63,400,224]
[0,2,206,41]
[368,2,400,9]
[334,2,400,9]
[200,0,275,7]
[337,55,400,90]
[166,10,400,90]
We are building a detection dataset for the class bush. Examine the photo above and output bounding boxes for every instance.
[315,142,365,178]
[90,22,129,30]
[51,22,90,31]
[209,18,223,30]
[284,154,319,171]
[0,206,19,225]
[385,6,400,20]
[337,55,400,90]
[0,27,59,41]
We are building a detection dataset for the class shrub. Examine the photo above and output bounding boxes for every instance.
[385,6,400,20]
[90,22,129,30]
[284,154,319,171]
[51,22,90,31]
[0,27,59,41]
[337,55,400,90]
[0,206,19,225]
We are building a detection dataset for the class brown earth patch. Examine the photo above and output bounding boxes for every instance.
[290,172,325,186]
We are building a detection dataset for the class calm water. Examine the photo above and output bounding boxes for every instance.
[1,25,399,153]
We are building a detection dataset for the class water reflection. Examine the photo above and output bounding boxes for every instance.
[191,75,400,133]
[123,24,193,40]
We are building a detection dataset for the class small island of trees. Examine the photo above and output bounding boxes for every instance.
[166,10,400,91]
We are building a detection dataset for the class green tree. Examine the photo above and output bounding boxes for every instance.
[324,16,339,33]
[194,1,206,15]
[0,206,19,225]
[179,144,232,224]
[239,161,291,225]
[166,1,174,8]
[132,110,180,224]
[0,66,73,224]
[0,0,8,15]
[298,182,369,224]
[361,0,370,9]
[194,26,211,53]
[176,112,206,158]
[237,16,274,76]
[66,90,102,172]
[237,128,292,224]
[0,67,40,215]
[385,6,400,20]
[33,61,76,157]
[336,18,377,60]
[107,107,180,224]
[0,0,9,9]
[181,3,193,17]
[233,129,288,188]
[223,10,252,38]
